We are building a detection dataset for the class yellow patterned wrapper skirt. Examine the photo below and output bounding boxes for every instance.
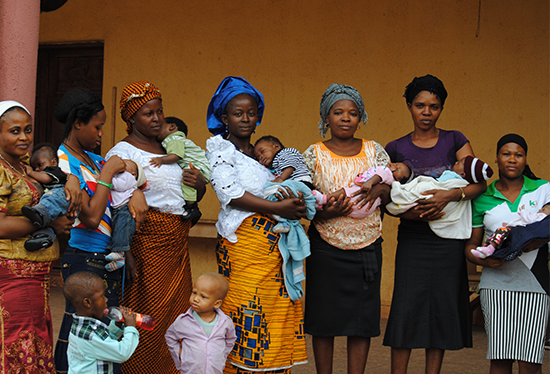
[217,214,308,373]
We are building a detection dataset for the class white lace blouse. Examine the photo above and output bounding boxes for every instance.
[106,142,185,215]
[206,135,274,243]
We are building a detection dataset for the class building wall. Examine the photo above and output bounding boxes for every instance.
[39,0,549,315]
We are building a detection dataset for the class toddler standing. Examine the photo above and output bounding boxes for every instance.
[150,117,211,223]
[64,271,139,374]
[165,273,236,374]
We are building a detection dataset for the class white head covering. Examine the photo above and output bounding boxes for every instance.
[0,100,31,119]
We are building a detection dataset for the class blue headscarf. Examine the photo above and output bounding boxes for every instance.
[206,76,265,138]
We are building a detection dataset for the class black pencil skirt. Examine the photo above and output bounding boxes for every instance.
[304,225,383,337]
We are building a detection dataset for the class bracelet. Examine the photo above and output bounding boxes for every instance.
[458,187,466,202]
[97,180,113,189]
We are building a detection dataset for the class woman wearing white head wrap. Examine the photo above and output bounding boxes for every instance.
[302,84,390,374]
[0,101,77,373]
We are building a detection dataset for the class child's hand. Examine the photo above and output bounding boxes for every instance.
[121,307,137,328]
[357,180,374,195]
[149,157,163,168]
[23,164,34,175]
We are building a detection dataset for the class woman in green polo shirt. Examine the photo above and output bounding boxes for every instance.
[465,134,549,373]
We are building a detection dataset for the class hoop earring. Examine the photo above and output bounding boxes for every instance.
[325,123,329,128]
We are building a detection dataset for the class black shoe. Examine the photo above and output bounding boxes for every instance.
[182,204,201,225]
[190,210,202,227]
[22,205,47,227]
[25,232,54,252]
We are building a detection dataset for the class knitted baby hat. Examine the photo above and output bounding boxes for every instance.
[463,156,493,184]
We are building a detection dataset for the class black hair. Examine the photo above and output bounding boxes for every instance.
[31,143,58,163]
[254,135,284,149]
[404,74,448,106]
[63,271,103,309]
[55,87,104,140]
[165,116,188,136]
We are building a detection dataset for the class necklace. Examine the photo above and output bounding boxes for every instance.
[0,152,26,177]
[232,143,255,160]
[64,142,100,173]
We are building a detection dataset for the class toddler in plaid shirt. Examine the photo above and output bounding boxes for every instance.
[65,272,139,374]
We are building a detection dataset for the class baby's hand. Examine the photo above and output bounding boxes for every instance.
[358,180,374,195]
[24,164,34,175]
[149,157,163,168]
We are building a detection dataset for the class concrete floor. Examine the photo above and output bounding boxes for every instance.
[50,283,549,373]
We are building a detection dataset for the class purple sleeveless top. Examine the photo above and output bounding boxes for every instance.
[385,129,468,178]
[385,129,469,228]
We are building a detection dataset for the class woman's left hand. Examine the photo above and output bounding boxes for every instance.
[522,239,550,253]
[128,189,149,231]
[64,175,83,217]
[182,163,206,202]
[416,189,456,220]
[49,215,76,235]
[352,183,391,210]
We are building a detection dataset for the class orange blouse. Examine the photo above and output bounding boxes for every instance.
[303,140,389,249]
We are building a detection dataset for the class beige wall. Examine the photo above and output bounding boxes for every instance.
[39,0,549,315]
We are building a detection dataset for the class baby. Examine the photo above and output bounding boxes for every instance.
[165,273,236,373]
[151,116,211,224]
[22,143,71,251]
[471,203,550,260]
[105,159,146,271]
[64,271,139,374]
[387,155,494,239]
[317,162,412,218]
[254,135,315,189]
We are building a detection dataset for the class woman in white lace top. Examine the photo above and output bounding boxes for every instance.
[205,76,308,373]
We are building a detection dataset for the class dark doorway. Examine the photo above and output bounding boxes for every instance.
[34,42,104,152]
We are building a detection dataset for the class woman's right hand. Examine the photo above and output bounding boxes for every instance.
[465,228,505,268]
[273,188,307,220]
[100,155,126,180]
[315,193,353,221]
[128,189,149,232]
[49,215,75,235]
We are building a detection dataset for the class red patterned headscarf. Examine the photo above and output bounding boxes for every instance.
[119,81,162,134]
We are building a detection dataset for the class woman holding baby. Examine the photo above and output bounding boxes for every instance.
[302,83,392,374]
[465,134,549,374]
[382,75,487,373]
[205,76,308,373]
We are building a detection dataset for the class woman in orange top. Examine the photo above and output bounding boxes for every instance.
[303,83,391,374]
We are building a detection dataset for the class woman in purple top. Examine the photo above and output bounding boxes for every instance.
[382,75,486,374]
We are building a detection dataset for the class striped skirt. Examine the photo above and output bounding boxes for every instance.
[217,214,308,373]
[121,209,193,374]
[480,289,549,364]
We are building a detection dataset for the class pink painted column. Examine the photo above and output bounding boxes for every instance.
[0,0,41,117]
